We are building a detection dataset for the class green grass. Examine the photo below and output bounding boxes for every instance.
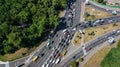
[0,55,7,62]
[101,47,120,67]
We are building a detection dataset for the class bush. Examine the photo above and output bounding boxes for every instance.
[113,23,118,26]
[85,12,90,17]
[78,57,84,62]
[117,40,120,48]
[70,61,78,67]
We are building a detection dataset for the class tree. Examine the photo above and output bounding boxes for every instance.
[0,0,67,55]
[70,61,78,67]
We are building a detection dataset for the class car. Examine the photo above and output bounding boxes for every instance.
[108,20,112,23]
[16,63,25,67]
[32,56,39,62]
[40,53,44,57]
[51,41,54,44]
[72,56,76,59]
[112,11,117,15]
[95,19,100,23]
[47,42,50,47]
[108,37,115,44]
[46,64,49,67]
[88,47,92,51]
[61,39,65,42]
[49,59,53,63]
[55,58,61,64]
[42,64,45,67]
[52,59,56,63]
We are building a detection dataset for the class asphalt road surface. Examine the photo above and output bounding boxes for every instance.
[1,0,120,67]
[57,28,120,67]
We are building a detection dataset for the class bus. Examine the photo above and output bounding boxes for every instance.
[61,50,67,57]
[32,56,39,62]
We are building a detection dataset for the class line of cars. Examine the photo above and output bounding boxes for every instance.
[67,0,76,27]
[42,29,73,67]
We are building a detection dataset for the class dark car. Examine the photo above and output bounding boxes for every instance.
[40,53,45,57]
[16,63,25,67]
[72,56,76,59]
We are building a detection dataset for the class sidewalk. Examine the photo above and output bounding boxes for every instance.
[0,61,7,64]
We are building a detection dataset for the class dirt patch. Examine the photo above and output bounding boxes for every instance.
[84,5,112,21]
[84,22,120,43]
[0,47,36,61]
[73,32,82,46]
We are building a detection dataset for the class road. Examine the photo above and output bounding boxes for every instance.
[57,28,120,67]
[88,2,120,14]
[1,0,120,67]
[27,0,83,67]
[88,0,120,11]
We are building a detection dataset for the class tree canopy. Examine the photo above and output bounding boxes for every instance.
[0,0,67,54]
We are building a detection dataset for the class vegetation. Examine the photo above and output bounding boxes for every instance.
[101,41,120,67]
[78,57,84,62]
[0,0,67,55]
[94,0,106,4]
[117,40,120,47]
[70,61,78,67]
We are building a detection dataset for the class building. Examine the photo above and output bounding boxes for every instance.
[105,0,120,6]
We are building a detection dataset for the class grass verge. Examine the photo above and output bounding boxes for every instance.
[84,22,120,43]
[101,42,120,67]
[73,32,82,46]
[0,47,36,61]
[84,5,112,21]
[83,45,111,67]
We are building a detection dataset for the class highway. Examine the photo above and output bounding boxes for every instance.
[27,0,81,67]
[57,28,120,67]
[1,0,120,67]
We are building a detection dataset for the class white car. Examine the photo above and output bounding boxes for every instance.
[52,59,55,63]
[46,64,49,67]
[63,29,67,33]
[112,11,117,15]
[47,42,50,47]
[42,64,45,67]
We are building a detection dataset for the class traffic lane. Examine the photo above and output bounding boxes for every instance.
[88,2,120,14]
[73,0,82,24]
[9,57,28,67]
[61,29,120,67]
[76,16,120,30]
[49,31,73,67]
[38,30,65,66]
[0,64,5,67]
[56,50,84,67]
[34,48,53,67]
[27,30,64,67]
[28,44,54,67]
[33,35,63,67]
[52,35,71,67]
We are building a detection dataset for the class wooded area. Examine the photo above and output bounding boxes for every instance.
[0,0,67,55]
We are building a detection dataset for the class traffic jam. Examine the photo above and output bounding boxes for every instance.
[42,29,73,67]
